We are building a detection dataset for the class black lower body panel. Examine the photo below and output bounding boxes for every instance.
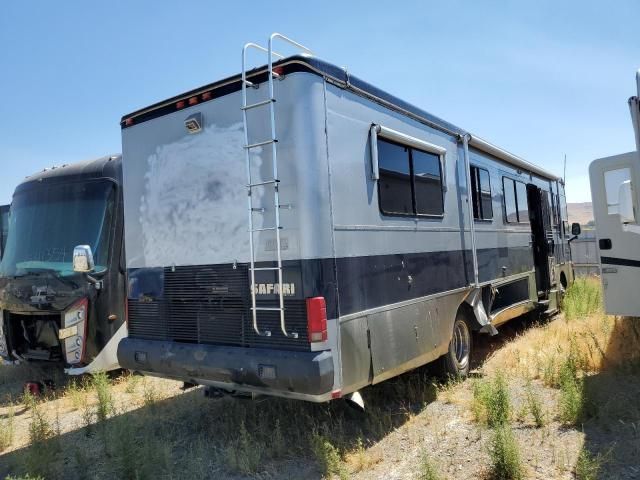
[118,338,334,396]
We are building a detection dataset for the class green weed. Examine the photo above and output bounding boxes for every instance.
[473,373,511,427]
[311,432,348,480]
[575,447,603,480]
[93,371,115,422]
[417,451,442,480]
[525,383,545,427]
[0,405,15,451]
[564,277,602,321]
[488,425,524,480]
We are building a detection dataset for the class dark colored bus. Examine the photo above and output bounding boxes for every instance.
[0,156,126,374]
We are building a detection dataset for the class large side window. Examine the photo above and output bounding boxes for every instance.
[377,138,444,217]
[413,149,443,215]
[503,177,529,224]
[503,178,518,223]
[470,166,493,220]
[516,181,529,223]
[378,140,413,215]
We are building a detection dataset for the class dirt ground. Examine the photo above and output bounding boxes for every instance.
[0,309,638,480]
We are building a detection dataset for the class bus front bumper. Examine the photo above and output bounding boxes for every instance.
[118,338,334,398]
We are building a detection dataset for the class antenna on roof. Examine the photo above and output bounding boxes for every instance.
[563,154,567,184]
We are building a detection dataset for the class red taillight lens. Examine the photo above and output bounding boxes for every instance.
[306,297,327,343]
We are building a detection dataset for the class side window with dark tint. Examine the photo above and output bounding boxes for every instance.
[503,178,518,223]
[413,149,443,215]
[515,181,529,223]
[378,140,413,215]
[471,166,493,220]
[377,137,445,217]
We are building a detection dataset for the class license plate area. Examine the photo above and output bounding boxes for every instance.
[58,325,77,340]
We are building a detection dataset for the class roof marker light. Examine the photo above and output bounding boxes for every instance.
[124,118,134,126]
[201,92,212,101]
[176,100,185,109]
[188,96,198,106]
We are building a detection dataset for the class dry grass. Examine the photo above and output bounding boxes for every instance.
[483,279,640,382]
[1,277,639,479]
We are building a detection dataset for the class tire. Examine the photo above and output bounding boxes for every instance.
[437,310,473,379]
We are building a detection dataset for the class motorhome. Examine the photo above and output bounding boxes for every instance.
[589,69,640,316]
[118,34,577,404]
[0,156,127,374]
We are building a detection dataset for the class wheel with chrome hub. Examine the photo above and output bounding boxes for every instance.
[438,310,473,378]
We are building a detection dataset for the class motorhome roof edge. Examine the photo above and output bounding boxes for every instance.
[120,55,560,181]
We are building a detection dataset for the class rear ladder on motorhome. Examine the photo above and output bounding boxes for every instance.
[241,33,312,338]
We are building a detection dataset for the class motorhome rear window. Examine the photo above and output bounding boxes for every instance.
[503,177,529,224]
[470,166,493,220]
[377,138,444,217]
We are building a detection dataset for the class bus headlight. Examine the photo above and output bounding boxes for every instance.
[60,298,88,365]
[0,310,7,358]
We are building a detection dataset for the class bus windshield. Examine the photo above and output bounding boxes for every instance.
[0,180,116,277]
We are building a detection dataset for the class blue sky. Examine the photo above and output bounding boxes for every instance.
[1,0,638,204]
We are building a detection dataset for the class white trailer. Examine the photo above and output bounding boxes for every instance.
[589,70,640,316]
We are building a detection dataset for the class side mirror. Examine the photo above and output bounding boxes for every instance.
[571,222,581,236]
[73,245,95,273]
[618,180,636,223]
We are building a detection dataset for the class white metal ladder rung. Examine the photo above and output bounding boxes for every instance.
[244,139,277,149]
[251,226,281,232]
[242,33,313,340]
[247,179,279,188]
[241,98,275,110]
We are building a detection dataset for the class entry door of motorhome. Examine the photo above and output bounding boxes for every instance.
[526,185,554,295]
[590,151,640,316]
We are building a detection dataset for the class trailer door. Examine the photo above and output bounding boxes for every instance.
[589,151,640,316]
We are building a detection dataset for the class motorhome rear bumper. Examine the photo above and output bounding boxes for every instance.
[118,338,334,396]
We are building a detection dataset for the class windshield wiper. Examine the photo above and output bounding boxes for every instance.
[18,268,80,289]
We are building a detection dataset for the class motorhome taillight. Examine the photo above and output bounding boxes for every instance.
[306,297,327,343]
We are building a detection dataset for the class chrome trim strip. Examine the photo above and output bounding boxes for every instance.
[477,270,533,288]
[490,299,536,327]
[334,224,532,233]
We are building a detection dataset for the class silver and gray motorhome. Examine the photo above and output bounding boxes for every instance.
[589,69,640,316]
[118,34,576,403]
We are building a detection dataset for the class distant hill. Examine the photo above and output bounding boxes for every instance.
[567,202,594,226]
